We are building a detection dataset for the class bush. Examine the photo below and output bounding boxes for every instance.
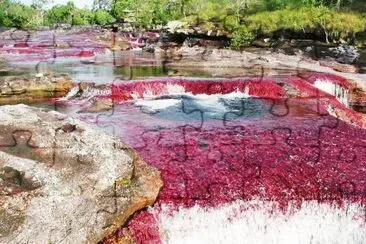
[326,11,365,39]
[44,2,75,25]
[182,15,200,26]
[72,9,92,26]
[1,3,41,29]
[93,10,116,26]
[230,26,255,50]
[246,6,366,42]
[223,15,240,32]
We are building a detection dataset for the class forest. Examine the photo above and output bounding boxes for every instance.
[0,0,365,47]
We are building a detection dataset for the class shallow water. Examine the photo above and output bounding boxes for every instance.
[1,49,214,82]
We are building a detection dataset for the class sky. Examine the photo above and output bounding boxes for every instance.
[19,0,95,9]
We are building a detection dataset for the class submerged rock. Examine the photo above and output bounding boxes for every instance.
[77,97,113,113]
[0,104,162,243]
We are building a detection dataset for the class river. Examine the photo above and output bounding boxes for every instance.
[1,31,365,243]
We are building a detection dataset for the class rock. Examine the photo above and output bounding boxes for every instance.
[112,37,131,51]
[154,46,165,54]
[319,60,359,73]
[183,37,200,47]
[67,82,110,100]
[55,41,71,49]
[199,39,228,48]
[143,44,156,53]
[0,104,163,243]
[176,46,206,61]
[305,46,313,52]
[54,23,72,30]
[349,86,366,113]
[332,63,359,73]
[252,39,271,48]
[92,31,130,50]
[329,45,359,64]
[80,97,113,113]
[168,46,366,87]
[0,75,73,104]
[175,46,245,66]
[165,21,187,34]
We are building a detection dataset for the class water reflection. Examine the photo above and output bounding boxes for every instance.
[1,50,216,83]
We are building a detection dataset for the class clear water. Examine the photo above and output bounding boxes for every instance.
[1,51,214,82]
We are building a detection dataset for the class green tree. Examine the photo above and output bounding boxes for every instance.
[44,1,75,25]
[111,0,135,20]
[31,0,52,10]
[31,0,52,26]
[93,9,116,25]
[1,2,40,29]
[0,0,10,26]
[72,8,93,25]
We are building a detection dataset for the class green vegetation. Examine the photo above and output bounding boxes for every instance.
[93,9,116,25]
[246,6,365,42]
[0,0,365,47]
[231,26,254,50]
[0,0,116,28]
[44,2,76,25]
[0,0,41,28]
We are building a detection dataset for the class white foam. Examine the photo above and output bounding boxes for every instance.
[135,99,181,110]
[133,83,250,100]
[133,84,251,113]
[166,84,186,95]
[61,86,80,100]
[152,200,366,244]
[193,88,250,101]
[314,79,349,107]
[190,90,250,114]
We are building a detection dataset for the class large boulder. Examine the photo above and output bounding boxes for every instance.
[0,104,162,243]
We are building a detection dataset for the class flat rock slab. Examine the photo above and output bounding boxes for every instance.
[0,75,73,104]
[0,104,162,243]
[169,46,366,89]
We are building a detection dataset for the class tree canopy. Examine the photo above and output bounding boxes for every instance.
[0,0,364,46]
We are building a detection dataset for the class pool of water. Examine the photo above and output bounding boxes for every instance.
[30,75,366,243]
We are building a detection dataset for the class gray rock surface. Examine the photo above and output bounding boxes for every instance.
[169,46,366,89]
[0,104,162,243]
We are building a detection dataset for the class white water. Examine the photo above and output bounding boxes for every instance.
[166,83,186,95]
[314,79,350,107]
[133,83,251,113]
[151,200,366,244]
[135,99,181,110]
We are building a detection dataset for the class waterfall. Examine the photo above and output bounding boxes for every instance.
[313,79,349,107]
